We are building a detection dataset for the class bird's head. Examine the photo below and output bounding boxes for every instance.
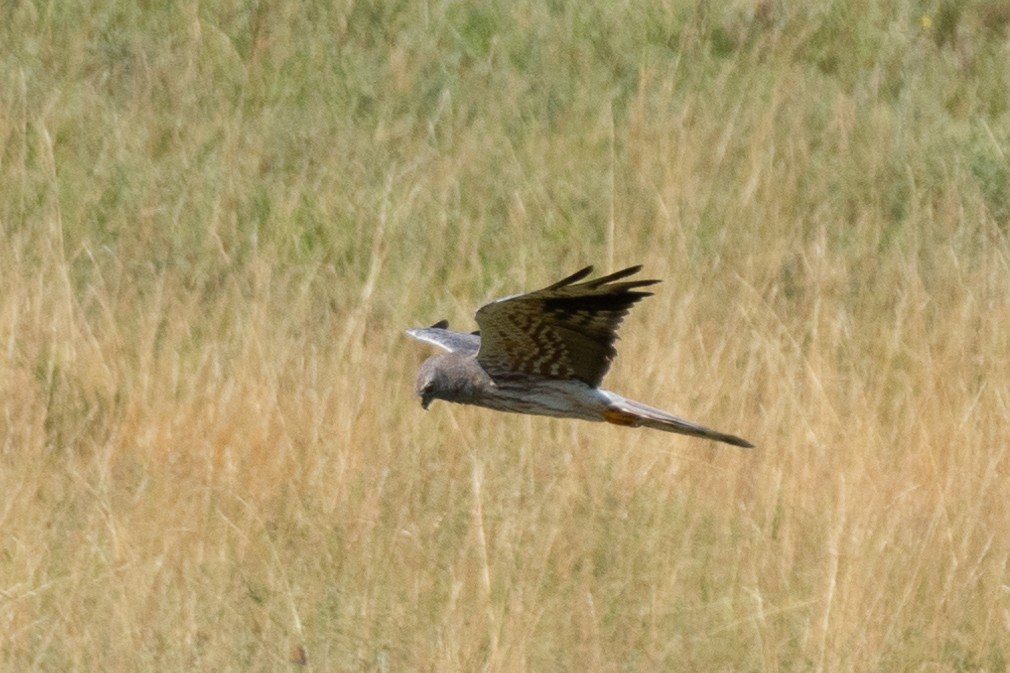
[415,356,446,409]
[414,353,477,409]
[416,365,437,410]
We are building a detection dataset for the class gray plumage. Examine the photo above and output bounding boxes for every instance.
[406,266,753,448]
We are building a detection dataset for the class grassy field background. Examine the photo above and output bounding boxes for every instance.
[3,1,1010,670]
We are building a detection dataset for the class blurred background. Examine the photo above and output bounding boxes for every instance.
[1,1,1009,670]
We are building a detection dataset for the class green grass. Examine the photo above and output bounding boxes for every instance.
[2,0,1010,670]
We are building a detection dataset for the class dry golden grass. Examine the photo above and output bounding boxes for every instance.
[2,1,1010,671]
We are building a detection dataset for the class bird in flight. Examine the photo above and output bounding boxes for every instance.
[406,265,753,447]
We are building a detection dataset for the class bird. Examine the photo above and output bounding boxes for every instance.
[406,265,753,448]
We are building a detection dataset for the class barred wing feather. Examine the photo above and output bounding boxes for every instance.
[474,266,659,387]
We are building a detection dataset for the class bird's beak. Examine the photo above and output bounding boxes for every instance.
[421,396,431,410]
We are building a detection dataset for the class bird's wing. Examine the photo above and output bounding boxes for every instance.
[405,320,481,354]
[474,266,659,387]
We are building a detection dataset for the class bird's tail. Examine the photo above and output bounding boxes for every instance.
[601,392,753,448]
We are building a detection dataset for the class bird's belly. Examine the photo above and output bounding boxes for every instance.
[474,379,607,422]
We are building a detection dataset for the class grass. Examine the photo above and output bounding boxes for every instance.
[2,0,1010,670]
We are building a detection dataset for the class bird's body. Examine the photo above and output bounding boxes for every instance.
[407,266,753,448]
[416,352,608,420]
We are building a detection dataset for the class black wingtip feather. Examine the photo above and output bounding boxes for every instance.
[589,265,644,286]
[546,266,594,290]
[545,265,660,293]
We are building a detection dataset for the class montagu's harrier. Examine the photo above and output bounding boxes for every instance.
[406,265,753,448]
